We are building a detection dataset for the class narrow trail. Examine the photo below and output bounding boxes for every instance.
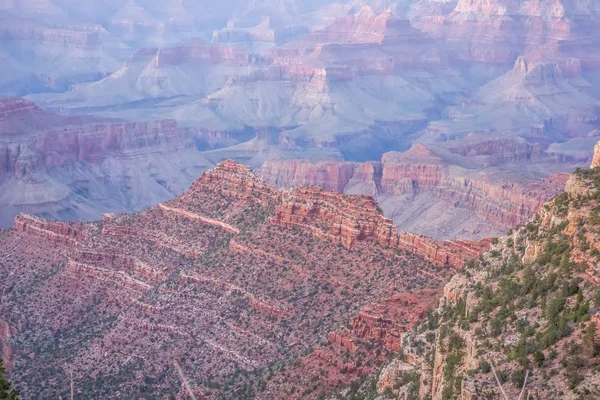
[173,360,198,400]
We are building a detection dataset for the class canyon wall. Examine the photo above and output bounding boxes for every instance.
[0,158,464,399]
[258,141,568,240]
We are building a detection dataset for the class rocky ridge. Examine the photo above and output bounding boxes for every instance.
[364,140,600,400]
[0,160,490,399]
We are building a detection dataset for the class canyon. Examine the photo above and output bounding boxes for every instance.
[259,141,571,239]
[0,160,488,399]
[0,0,597,242]
[0,96,580,241]
[1,1,600,398]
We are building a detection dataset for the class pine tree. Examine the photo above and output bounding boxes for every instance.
[0,360,19,400]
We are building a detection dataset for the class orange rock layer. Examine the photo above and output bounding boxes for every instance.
[271,186,488,267]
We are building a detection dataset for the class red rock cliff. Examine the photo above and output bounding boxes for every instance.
[258,142,566,239]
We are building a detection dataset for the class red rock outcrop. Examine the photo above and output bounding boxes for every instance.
[0,160,456,398]
[271,186,400,250]
[188,160,279,206]
[349,290,441,352]
[327,331,358,353]
[257,159,356,192]
[271,184,488,267]
[31,119,187,168]
[398,233,491,268]
[13,214,86,245]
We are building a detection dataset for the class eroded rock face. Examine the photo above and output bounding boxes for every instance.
[0,160,453,399]
[270,184,489,267]
[349,291,441,353]
[257,160,357,192]
[416,0,600,67]
[13,214,86,245]
[0,98,215,227]
[399,233,491,268]
[377,359,416,394]
[399,145,600,400]
[259,141,567,241]
[272,187,399,250]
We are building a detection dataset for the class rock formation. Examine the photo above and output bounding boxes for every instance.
[270,183,489,267]
[0,160,465,399]
[592,141,600,168]
[0,98,218,227]
[373,140,600,400]
[259,140,569,240]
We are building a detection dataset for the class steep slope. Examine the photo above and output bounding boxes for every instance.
[0,160,487,399]
[366,141,600,399]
